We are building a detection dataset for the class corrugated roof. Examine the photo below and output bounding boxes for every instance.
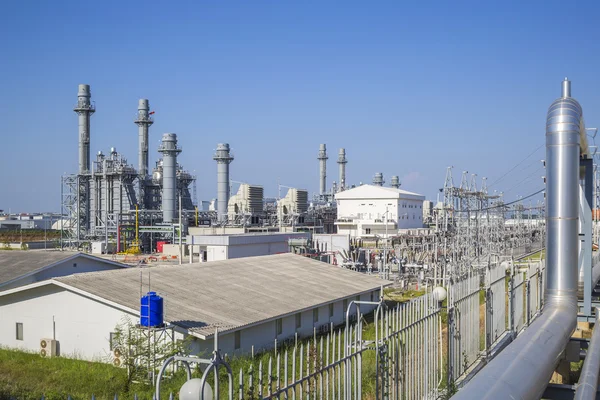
[0,250,80,285]
[56,253,389,337]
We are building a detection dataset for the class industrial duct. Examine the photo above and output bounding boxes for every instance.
[318,144,328,196]
[158,133,181,223]
[373,173,384,186]
[390,175,400,189]
[74,84,95,174]
[452,78,584,399]
[213,143,234,223]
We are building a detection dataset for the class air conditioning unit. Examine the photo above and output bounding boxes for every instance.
[40,338,57,358]
[112,347,123,367]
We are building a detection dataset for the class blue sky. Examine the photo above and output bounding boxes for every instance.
[1,1,600,212]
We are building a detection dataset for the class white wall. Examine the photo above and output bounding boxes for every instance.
[0,255,125,292]
[0,285,135,361]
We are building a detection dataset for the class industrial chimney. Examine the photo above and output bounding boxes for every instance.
[391,176,400,189]
[213,143,234,223]
[318,144,328,196]
[135,99,154,179]
[373,173,384,186]
[337,148,347,190]
[74,84,95,174]
[158,133,181,223]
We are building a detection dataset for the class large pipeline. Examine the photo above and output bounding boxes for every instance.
[452,78,585,399]
[574,308,600,400]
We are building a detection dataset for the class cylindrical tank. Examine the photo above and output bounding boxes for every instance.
[213,143,234,223]
[140,291,164,327]
[158,133,181,223]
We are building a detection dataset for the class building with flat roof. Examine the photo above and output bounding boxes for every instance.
[0,254,389,360]
[186,232,310,262]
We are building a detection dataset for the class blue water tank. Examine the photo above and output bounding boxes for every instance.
[140,291,164,327]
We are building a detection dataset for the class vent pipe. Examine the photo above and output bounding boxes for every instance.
[135,99,153,179]
[390,176,400,189]
[373,173,384,186]
[337,148,347,190]
[452,78,584,399]
[213,143,234,223]
[158,133,181,223]
[318,144,328,195]
[74,84,95,174]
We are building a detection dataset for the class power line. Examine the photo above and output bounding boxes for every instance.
[452,188,545,213]
[488,144,544,189]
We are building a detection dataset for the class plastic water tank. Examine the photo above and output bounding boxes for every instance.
[140,291,164,327]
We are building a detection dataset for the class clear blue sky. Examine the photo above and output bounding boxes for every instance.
[1,1,599,213]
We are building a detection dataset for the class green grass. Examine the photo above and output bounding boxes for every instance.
[519,249,545,262]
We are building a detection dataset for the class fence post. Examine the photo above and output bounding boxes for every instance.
[447,306,455,387]
[508,271,514,337]
[484,286,491,358]
[525,274,531,326]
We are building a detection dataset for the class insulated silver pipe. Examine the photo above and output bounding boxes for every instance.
[213,143,233,223]
[452,78,584,400]
[318,144,328,195]
[574,308,600,400]
[158,133,181,223]
[337,148,347,190]
[74,84,95,174]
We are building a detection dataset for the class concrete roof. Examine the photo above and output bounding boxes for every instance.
[188,232,309,246]
[0,251,126,288]
[54,253,390,338]
[335,184,425,201]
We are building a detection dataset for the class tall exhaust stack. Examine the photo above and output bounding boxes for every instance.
[135,99,153,178]
[337,148,347,190]
[158,133,181,223]
[391,175,400,189]
[318,144,328,196]
[213,143,234,223]
[74,84,95,174]
[373,172,384,186]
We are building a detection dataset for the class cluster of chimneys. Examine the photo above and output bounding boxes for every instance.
[316,144,401,195]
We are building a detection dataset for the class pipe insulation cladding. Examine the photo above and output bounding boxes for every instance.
[158,133,181,223]
[451,78,584,400]
[74,84,95,174]
[213,143,234,223]
[135,99,154,178]
[337,148,347,190]
[318,144,328,195]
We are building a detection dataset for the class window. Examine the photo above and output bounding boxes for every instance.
[73,263,77,268]
[329,303,334,318]
[276,318,283,336]
[295,313,301,329]
[365,228,371,234]
[313,308,319,324]
[109,332,116,351]
[370,291,374,302]
[235,331,241,350]
[16,323,23,341]
[343,299,348,314]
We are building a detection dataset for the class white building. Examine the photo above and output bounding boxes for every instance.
[334,184,426,238]
[0,250,127,292]
[0,254,388,361]
[186,232,310,262]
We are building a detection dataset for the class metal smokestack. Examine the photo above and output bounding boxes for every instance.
[158,133,181,223]
[135,99,153,178]
[318,144,328,196]
[213,143,234,223]
[391,176,400,189]
[452,78,585,400]
[337,148,347,190]
[373,173,384,186]
[74,84,95,174]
